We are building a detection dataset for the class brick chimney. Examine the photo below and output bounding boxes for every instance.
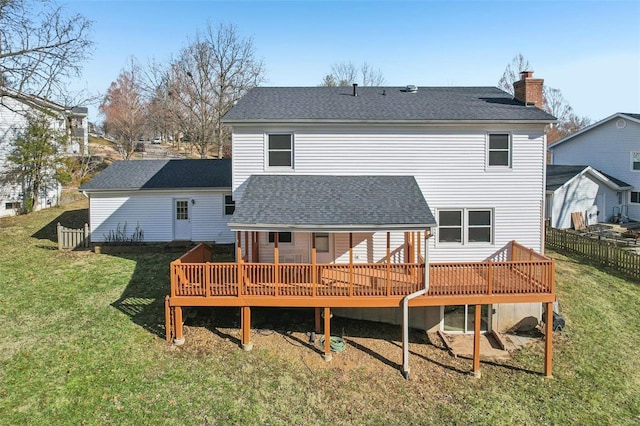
[513,71,544,108]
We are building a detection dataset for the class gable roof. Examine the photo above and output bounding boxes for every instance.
[80,159,231,191]
[546,165,632,192]
[548,112,640,150]
[222,86,556,124]
[229,175,437,232]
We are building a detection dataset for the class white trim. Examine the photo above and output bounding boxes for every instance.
[228,223,437,232]
[82,187,232,195]
[485,132,512,170]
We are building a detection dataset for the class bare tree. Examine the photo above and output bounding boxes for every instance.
[498,54,591,144]
[497,54,531,95]
[100,59,147,160]
[320,61,385,87]
[160,23,265,158]
[0,0,93,99]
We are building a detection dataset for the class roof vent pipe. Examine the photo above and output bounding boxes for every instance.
[353,83,358,96]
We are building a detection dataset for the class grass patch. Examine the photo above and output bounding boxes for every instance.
[1,201,639,424]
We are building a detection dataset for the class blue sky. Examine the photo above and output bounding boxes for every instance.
[67,0,640,122]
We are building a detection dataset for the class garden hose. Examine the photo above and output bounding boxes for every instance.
[318,335,346,352]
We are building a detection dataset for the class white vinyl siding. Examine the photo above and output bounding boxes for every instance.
[233,125,546,262]
[550,117,640,220]
[88,191,234,243]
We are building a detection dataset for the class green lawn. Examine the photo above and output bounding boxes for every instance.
[1,200,639,425]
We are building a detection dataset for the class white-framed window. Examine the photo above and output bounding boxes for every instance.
[487,133,511,168]
[631,192,640,204]
[268,232,293,244]
[224,194,235,215]
[437,209,493,245]
[631,152,640,171]
[267,133,293,168]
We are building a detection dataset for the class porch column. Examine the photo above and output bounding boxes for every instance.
[274,233,279,296]
[323,307,332,361]
[174,306,185,346]
[349,233,353,297]
[312,232,317,296]
[544,302,554,378]
[386,232,391,296]
[244,232,249,262]
[236,231,242,262]
[472,304,481,378]
[241,306,253,351]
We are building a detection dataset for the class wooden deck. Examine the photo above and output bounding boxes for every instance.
[165,240,556,378]
[168,241,555,307]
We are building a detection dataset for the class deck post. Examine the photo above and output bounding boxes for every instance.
[174,306,185,346]
[311,233,317,297]
[323,307,332,361]
[274,233,279,297]
[315,307,321,334]
[241,306,253,351]
[165,296,172,343]
[544,301,553,378]
[237,231,243,296]
[472,304,481,378]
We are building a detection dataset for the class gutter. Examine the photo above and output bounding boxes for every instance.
[401,230,432,380]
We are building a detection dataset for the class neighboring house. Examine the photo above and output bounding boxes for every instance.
[546,165,632,229]
[0,87,88,217]
[165,72,558,378]
[80,159,234,244]
[548,113,640,222]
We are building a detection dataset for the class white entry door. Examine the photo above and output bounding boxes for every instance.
[315,232,333,264]
[174,199,192,240]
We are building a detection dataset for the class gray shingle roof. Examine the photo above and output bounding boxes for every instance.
[623,113,640,120]
[80,159,231,191]
[546,165,631,191]
[229,175,436,231]
[222,86,556,123]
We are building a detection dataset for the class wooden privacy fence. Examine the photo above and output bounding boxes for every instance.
[546,227,640,279]
[57,222,90,250]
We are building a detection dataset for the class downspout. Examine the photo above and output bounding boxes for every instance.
[401,229,431,380]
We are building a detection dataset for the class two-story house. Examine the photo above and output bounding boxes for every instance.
[165,72,557,378]
[547,113,640,223]
[0,87,88,217]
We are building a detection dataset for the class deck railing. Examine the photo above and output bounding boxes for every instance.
[170,242,554,300]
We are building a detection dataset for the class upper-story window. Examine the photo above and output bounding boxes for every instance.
[631,152,640,171]
[488,133,511,168]
[268,134,293,168]
[224,194,235,215]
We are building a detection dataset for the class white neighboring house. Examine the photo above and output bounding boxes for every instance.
[0,88,89,217]
[548,113,640,222]
[546,165,632,229]
[80,159,235,244]
[222,72,556,333]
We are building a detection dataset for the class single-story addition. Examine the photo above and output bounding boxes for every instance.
[80,159,234,244]
[546,165,632,229]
